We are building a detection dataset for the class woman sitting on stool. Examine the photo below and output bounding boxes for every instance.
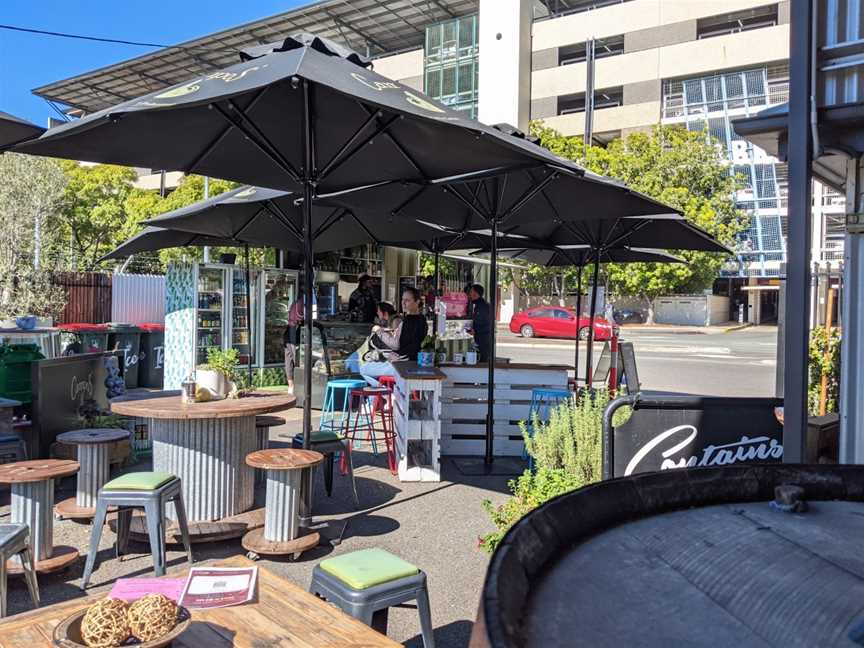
[361,287,428,387]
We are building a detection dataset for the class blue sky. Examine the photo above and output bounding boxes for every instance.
[0,1,310,125]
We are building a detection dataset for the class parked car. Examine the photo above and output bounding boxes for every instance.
[613,308,645,325]
[509,306,618,340]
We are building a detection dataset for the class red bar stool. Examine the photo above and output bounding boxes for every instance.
[341,387,397,476]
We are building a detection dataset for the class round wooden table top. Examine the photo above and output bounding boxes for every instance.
[246,448,324,471]
[111,390,296,420]
[56,428,131,445]
[0,459,79,484]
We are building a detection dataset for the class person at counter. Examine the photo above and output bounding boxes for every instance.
[467,283,491,362]
[348,274,377,323]
[360,287,428,387]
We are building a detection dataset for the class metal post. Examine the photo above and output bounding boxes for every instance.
[783,0,814,463]
[574,265,583,382]
[584,256,601,386]
[433,250,441,345]
[244,244,254,386]
[302,79,315,452]
[203,176,211,263]
[485,217,498,465]
[583,37,595,148]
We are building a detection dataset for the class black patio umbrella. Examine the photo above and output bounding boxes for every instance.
[16,34,582,458]
[0,111,44,149]
[493,245,685,378]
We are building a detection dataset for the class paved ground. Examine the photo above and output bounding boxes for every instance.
[498,325,778,397]
[1,425,512,648]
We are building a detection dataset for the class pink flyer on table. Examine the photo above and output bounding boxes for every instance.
[109,577,186,602]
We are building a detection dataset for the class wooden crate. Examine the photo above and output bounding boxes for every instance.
[440,365,569,457]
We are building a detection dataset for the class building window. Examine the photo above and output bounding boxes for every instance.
[558,87,623,115]
[425,16,478,117]
[534,0,634,21]
[696,4,779,40]
[558,35,625,66]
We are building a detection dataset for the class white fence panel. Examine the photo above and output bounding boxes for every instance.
[112,273,165,324]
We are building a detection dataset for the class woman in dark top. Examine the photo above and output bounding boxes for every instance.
[361,287,428,386]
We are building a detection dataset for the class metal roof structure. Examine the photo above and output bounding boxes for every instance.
[32,0,478,113]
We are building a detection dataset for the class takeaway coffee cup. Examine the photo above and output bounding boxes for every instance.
[453,353,464,364]
[465,350,478,365]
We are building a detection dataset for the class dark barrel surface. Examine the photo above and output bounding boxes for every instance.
[472,465,864,648]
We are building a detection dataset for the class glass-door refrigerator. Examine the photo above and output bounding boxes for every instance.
[261,269,298,367]
[196,266,224,365]
[230,268,259,366]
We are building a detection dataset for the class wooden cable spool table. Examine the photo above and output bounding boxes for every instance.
[54,428,131,520]
[242,448,323,561]
[0,459,80,574]
[110,391,296,543]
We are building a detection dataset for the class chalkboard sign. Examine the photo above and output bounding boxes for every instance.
[603,395,783,479]
[619,342,640,392]
[31,352,124,457]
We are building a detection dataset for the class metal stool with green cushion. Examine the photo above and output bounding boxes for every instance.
[309,548,434,647]
[288,431,359,508]
[0,523,39,618]
[81,472,193,589]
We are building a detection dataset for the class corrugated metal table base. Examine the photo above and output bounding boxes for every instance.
[10,480,78,574]
[55,433,125,520]
[151,415,257,527]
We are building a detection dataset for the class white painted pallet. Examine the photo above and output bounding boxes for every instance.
[393,367,443,482]
[439,365,569,457]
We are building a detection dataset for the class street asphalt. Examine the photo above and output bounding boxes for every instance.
[2,325,779,646]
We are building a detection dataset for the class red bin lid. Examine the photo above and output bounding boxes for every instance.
[60,323,108,332]
[139,323,165,332]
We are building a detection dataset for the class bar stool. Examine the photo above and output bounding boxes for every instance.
[0,460,80,574]
[55,428,131,520]
[0,523,39,618]
[82,472,193,588]
[242,449,323,561]
[341,387,397,475]
[310,548,435,648]
[288,431,360,508]
[254,416,287,486]
[524,388,572,470]
[319,379,368,434]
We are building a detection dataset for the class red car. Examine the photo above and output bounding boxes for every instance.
[509,306,618,340]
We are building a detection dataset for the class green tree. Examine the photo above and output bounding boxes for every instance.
[59,161,139,270]
[0,154,68,319]
[530,123,747,320]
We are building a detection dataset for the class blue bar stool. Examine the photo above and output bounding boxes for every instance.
[319,379,368,435]
[524,388,572,469]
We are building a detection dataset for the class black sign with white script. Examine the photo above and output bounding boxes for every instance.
[605,395,783,478]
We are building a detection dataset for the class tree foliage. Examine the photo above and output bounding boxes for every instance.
[0,154,67,319]
[528,123,747,300]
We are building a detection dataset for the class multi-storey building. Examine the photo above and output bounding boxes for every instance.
[35,0,833,294]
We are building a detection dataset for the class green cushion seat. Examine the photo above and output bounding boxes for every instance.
[103,471,175,491]
[320,548,419,590]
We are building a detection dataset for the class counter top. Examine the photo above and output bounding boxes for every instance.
[392,361,447,381]
[439,362,572,371]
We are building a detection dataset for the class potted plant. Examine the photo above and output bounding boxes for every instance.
[196,348,239,400]
[418,336,436,367]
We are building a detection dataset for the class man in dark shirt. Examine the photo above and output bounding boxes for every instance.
[348,275,377,323]
[468,283,492,362]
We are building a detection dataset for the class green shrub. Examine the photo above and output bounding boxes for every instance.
[479,389,619,553]
[808,326,841,415]
[198,347,240,380]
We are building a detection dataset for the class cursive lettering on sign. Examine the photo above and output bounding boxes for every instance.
[624,424,783,476]
[70,373,94,403]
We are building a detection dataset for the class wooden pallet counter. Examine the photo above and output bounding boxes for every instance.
[439,363,570,457]
[391,362,445,482]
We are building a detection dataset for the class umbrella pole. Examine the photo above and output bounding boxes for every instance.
[574,266,583,384]
[584,256,601,387]
[433,250,440,346]
[301,80,314,453]
[244,244,253,386]
[485,218,498,465]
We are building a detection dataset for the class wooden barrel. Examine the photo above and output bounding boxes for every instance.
[470,465,864,648]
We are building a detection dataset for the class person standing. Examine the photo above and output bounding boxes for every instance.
[283,294,304,394]
[468,283,492,362]
[349,274,377,323]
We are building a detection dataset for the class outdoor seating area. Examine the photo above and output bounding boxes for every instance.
[1,1,860,646]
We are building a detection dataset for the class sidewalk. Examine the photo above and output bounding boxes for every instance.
[618,321,754,335]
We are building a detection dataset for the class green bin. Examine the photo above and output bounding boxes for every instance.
[0,344,45,404]
[138,323,164,389]
[59,323,109,356]
[107,324,142,389]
